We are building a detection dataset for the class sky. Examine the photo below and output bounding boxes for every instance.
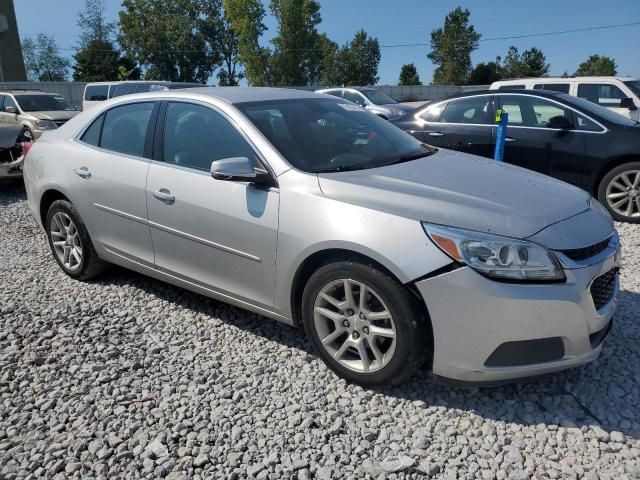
[14,0,640,85]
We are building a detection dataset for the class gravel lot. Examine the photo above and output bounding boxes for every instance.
[1,181,639,480]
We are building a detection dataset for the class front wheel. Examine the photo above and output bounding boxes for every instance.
[302,259,429,386]
[598,162,640,223]
[45,200,107,280]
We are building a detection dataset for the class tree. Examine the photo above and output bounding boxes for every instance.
[575,55,617,76]
[119,0,221,82]
[399,63,421,85]
[467,61,502,85]
[427,7,480,85]
[269,0,323,86]
[223,0,271,85]
[344,30,381,85]
[74,0,140,82]
[216,14,245,86]
[21,34,71,81]
[501,46,549,78]
[77,0,116,46]
[73,39,140,81]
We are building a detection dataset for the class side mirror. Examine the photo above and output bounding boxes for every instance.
[5,106,17,114]
[547,115,573,130]
[210,157,256,181]
[620,97,638,111]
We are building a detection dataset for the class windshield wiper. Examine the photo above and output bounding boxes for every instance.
[386,146,436,166]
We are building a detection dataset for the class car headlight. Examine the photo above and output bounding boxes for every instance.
[35,119,57,130]
[423,223,565,282]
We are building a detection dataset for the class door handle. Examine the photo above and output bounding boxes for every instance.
[505,137,517,143]
[428,131,445,137]
[152,188,175,203]
[73,166,91,179]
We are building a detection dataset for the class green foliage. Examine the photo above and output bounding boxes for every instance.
[77,0,116,46]
[73,39,140,82]
[320,30,381,86]
[399,63,421,85]
[119,0,221,83]
[21,34,71,82]
[223,0,271,86]
[501,46,549,79]
[575,55,617,76]
[467,61,502,85]
[269,0,323,86]
[427,7,480,85]
[216,13,245,86]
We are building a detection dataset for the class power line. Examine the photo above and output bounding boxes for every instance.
[25,21,640,53]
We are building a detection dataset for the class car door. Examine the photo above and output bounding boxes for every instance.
[577,83,630,118]
[0,95,18,126]
[496,94,586,184]
[410,95,495,158]
[145,100,279,309]
[67,101,157,265]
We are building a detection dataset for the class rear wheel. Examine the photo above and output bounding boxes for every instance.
[45,200,107,280]
[598,162,640,223]
[302,259,429,386]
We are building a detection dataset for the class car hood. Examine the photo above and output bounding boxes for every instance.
[380,103,415,113]
[317,149,591,240]
[30,110,79,121]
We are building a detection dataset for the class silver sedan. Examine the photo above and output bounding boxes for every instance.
[24,87,620,386]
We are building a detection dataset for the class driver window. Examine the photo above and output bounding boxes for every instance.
[163,102,256,172]
[342,91,365,106]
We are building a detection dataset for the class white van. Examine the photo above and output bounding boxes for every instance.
[82,81,204,111]
[490,77,640,121]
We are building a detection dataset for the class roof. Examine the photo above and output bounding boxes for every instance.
[170,86,325,104]
[440,89,565,100]
[318,86,376,92]
[0,90,59,95]
[493,76,638,83]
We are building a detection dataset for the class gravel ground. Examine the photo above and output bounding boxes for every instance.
[1,181,639,480]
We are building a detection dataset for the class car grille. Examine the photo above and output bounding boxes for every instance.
[561,237,611,261]
[590,269,617,311]
[53,120,67,127]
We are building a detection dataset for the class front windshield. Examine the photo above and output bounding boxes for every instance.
[237,98,434,173]
[624,80,640,99]
[15,94,76,112]
[361,89,397,105]
[558,94,637,126]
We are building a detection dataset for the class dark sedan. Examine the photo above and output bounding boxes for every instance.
[393,89,640,222]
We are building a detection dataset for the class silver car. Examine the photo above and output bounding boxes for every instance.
[24,87,620,386]
[0,90,79,140]
[315,87,415,120]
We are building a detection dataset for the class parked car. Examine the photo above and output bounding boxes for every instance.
[0,90,79,139]
[393,89,640,222]
[83,81,204,110]
[315,87,415,120]
[25,87,620,386]
[0,124,33,180]
[490,77,640,121]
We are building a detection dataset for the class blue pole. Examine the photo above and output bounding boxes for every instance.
[493,110,509,162]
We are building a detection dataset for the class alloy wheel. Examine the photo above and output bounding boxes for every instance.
[50,212,83,271]
[606,170,640,219]
[313,278,397,373]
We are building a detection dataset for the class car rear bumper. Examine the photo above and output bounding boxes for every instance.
[415,244,620,385]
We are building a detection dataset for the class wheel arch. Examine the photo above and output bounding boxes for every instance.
[40,189,71,227]
[289,247,434,364]
[593,155,640,196]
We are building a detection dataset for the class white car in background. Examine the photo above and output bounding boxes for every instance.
[490,77,640,121]
[315,87,416,120]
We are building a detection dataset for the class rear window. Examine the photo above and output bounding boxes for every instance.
[499,85,525,90]
[533,83,570,93]
[85,85,109,101]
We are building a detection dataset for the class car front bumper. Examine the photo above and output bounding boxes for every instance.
[415,244,620,385]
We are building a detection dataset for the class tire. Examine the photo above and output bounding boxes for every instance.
[597,162,640,223]
[20,127,34,142]
[301,259,429,386]
[45,200,107,280]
